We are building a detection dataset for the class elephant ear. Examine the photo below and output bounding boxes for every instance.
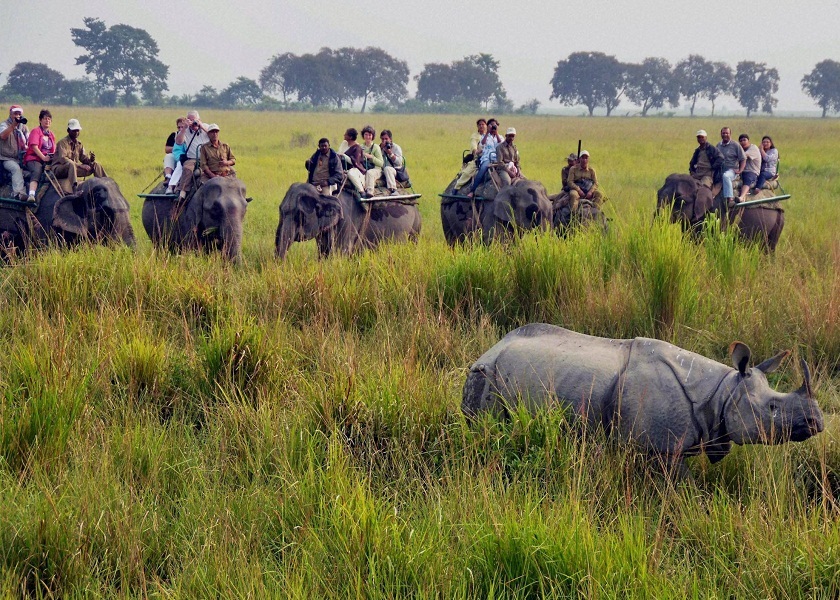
[316,195,342,232]
[693,186,715,222]
[52,191,89,236]
[729,342,752,376]
[493,192,514,223]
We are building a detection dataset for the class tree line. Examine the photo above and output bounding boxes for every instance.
[3,17,840,116]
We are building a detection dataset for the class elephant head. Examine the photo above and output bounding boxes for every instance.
[52,177,135,247]
[483,179,552,243]
[185,177,249,262]
[275,183,342,259]
[656,173,714,228]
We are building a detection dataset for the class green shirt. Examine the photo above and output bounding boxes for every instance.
[360,142,384,169]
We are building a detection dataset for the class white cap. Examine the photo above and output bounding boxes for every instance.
[67,118,82,131]
[579,150,590,157]
[506,127,516,135]
[207,123,220,132]
[696,129,707,137]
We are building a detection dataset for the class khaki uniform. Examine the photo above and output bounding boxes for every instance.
[494,140,520,186]
[692,149,713,189]
[54,135,107,192]
[567,164,604,209]
[199,141,236,182]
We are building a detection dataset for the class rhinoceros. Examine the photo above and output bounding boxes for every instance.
[462,324,823,464]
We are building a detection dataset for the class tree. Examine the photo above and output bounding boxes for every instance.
[549,52,626,116]
[415,54,505,108]
[193,86,219,107]
[516,99,541,114]
[625,57,679,116]
[674,55,714,116]
[343,47,409,113]
[57,78,98,105]
[71,17,169,105]
[802,60,840,117]
[733,61,779,117]
[260,52,297,105]
[706,62,733,117]
[415,63,457,103]
[1,62,66,103]
[218,77,262,107]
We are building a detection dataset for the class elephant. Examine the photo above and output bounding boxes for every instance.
[0,177,135,257]
[478,178,553,244]
[275,182,421,259]
[142,176,249,262]
[656,173,784,252]
[550,192,608,235]
[440,176,500,246]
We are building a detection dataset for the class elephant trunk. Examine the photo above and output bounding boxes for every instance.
[221,219,243,263]
[275,216,294,260]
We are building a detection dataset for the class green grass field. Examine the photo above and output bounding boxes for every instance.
[1,108,840,598]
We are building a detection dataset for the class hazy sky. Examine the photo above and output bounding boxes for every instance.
[2,0,838,113]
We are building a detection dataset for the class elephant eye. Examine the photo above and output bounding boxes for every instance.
[769,402,779,417]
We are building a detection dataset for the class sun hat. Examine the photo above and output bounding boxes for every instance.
[505,127,516,135]
[67,118,82,130]
[207,123,220,132]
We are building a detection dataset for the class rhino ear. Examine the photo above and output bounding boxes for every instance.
[755,350,790,374]
[799,359,813,398]
[729,342,751,376]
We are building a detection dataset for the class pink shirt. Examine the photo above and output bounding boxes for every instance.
[24,126,56,163]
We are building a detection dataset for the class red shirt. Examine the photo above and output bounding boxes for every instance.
[24,126,56,164]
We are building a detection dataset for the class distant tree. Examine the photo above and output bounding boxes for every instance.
[71,17,169,105]
[281,48,350,108]
[733,61,779,117]
[515,98,541,114]
[416,54,505,108]
[624,57,679,116]
[415,63,457,103]
[342,47,409,112]
[490,91,514,113]
[674,55,714,116]
[801,60,840,117]
[218,77,262,107]
[57,78,98,105]
[98,90,118,107]
[194,85,219,107]
[549,52,626,116]
[1,62,66,103]
[706,62,733,117]
[260,52,297,104]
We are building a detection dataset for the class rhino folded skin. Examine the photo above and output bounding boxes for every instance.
[463,323,824,464]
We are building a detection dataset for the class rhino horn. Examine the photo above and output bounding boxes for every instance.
[728,342,752,376]
[755,350,790,374]
[799,358,813,398]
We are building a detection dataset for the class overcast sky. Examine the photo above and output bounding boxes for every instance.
[2,0,838,114]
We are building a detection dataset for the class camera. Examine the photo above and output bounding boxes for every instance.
[385,142,392,150]
[17,116,27,125]
[490,124,498,131]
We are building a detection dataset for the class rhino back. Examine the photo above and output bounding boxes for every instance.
[475,325,632,425]
[618,338,731,455]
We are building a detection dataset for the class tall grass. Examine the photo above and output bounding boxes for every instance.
[0,111,838,596]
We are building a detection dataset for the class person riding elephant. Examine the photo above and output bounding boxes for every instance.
[53,118,108,194]
[566,150,604,211]
[689,129,723,190]
[142,176,250,262]
[656,173,784,252]
[0,177,135,256]
[275,182,421,259]
[493,127,521,187]
[306,137,344,195]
